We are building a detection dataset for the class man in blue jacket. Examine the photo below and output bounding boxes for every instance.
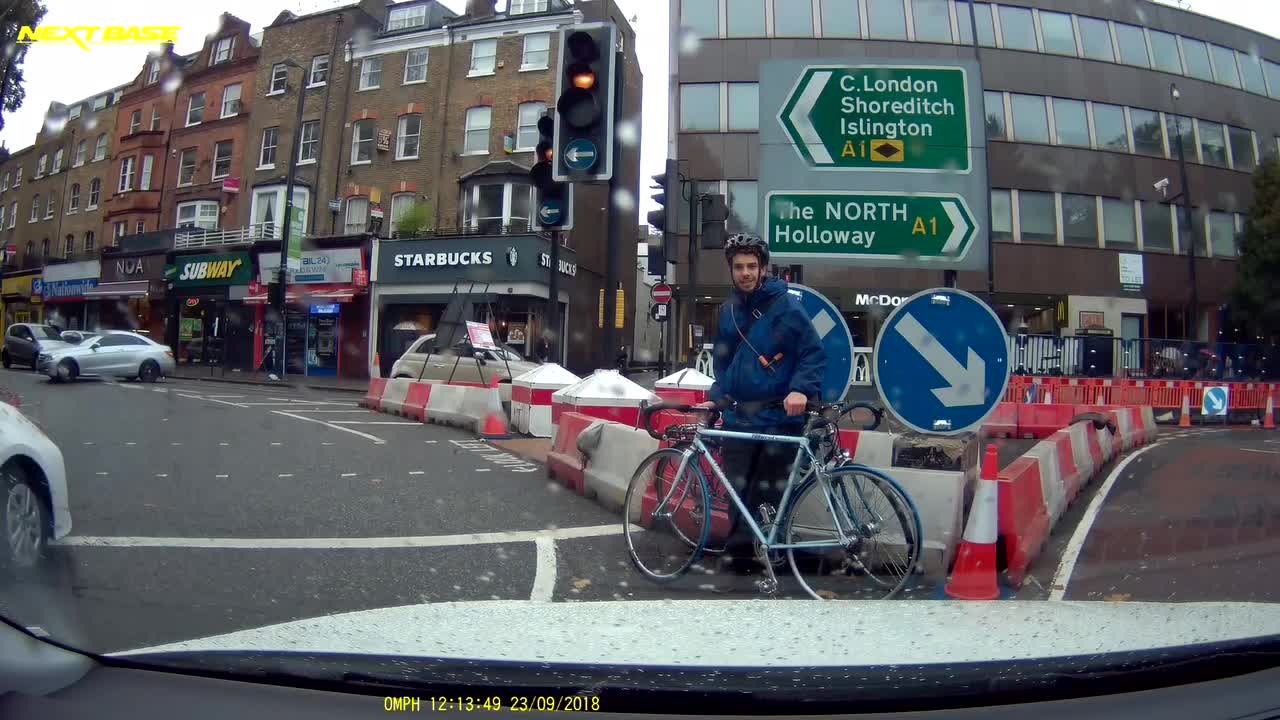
[698,234,825,572]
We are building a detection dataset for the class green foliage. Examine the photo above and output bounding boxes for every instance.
[392,201,433,237]
[0,1,49,132]
[1232,154,1280,338]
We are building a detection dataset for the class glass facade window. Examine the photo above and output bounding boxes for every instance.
[681,0,718,36]
[1010,93,1049,143]
[912,0,951,43]
[983,91,1005,140]
[1130,108,1164,157]
[1114,23,1149,67]
[680,84,720,131]
[1228,126,1255,171]
[727,83,758,131]
[821,0,860,37]
[727,181,759,233]
[774,0,812,36]
[1166,113,1195,161]
[997,5,1035,52]
[1209,44,1241,88]
[1181,38,1213,81]
[1239,52,1268,95]
[1102,198,1136,247]
[867,0,908,40]
[1176,208,1201,256]
[1198,120,1228,167]
[1038,11,1076,56]
[726,0,766,37]
[991,189,1012,241]
[1141,200,1173,251]
[1077,16,1113,62]
[1208,211,1236,257]
[1093,102,1127,151]
[1061,194,1097,247]
[1018,191,1057,244]
[955,2,995,47]
[1148,30,1182,74]
[1265,60,1280,99]
[1052,98,1089,147]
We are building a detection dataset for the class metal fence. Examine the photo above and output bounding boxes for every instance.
[1009,333,1280,382]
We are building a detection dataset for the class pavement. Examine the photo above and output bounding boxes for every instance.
[0,365,1276,656]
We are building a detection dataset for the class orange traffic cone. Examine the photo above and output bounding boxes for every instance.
[1264,392,1276,430]
[1179,391,1192,428]
[480,412,511,439]
[945,444,1001,601]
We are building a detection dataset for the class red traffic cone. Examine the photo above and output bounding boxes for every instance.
[945,444,1001,601]
[1179,391,1192,428]
[480,411,512,440]
[1264,391,1276,430]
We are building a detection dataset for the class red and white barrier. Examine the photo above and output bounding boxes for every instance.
[511,364,579,438]
[359,378,388,410]
[551,370,658,429]
[546,412,604,495]
[654,368,714,404]
[422,382,509,437]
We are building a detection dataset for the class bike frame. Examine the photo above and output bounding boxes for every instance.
[667,425,858,553]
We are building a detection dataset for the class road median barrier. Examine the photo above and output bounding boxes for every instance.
[359,378,388,410]
[546,412,605,495]
[378,379,414,417]
[403,382,433,421]
[581,422,660,513]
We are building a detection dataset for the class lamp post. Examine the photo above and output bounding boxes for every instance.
[274,59,308,380]
[1170,83,1199,340]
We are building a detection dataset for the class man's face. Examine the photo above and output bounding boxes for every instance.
[731,252,761,293]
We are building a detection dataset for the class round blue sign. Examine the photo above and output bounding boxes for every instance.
[538,199,564,226]
[786,284,854,402]
[563,138,599,172]
[874,288,1010,435]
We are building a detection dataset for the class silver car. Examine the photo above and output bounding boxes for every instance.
[389,334,540,401]
[38,331,176,383]
[3,323,73,370]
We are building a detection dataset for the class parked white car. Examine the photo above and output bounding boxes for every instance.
[0,400,70,572]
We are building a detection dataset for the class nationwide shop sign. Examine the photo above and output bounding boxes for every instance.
[43,277,98,301]
[172,252,253,288]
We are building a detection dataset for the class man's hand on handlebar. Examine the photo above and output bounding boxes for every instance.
[695,400,718,411]
[784,392,808,417]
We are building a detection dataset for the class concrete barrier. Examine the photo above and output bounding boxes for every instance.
[546,412,604,495]
[1049,429,1083,504]
[882,467,966,578]
[423,383,472,430]
[836,430,895,467]
[360,378,388,410]
[998,455,1051,588]
[379,379,413,416]
[403,382,433,421]
[1018,404,1076,439]
[1139,406,1158,443]
[1065,422,1095,496]
[981,402,1018,438]
[582,423,660,513]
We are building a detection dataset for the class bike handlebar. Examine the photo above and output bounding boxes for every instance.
[639,398,883,439]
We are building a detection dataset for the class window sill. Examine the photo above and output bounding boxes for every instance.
[357,86,381,92]
[212,175,230,182]
[349,160,372,166]
[220,113,239,121]
[66,210,77,215]
[512,146,535,153]
[518,65,548,72]
[85,205,97,211]
[307,82,327,89]
[185,122,202,128]
[265,90,285,97]
[297,159,318,166]
[460,150,489,156]
[394,155,420,161]
[402,78,426,85]
[256,165,276,171]
[466,71,495,78]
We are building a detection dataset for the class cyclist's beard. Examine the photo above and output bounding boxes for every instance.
[734,272,760,295]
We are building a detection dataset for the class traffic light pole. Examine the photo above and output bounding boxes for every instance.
[601,49,625,370]
[276,61,308,381]
[548,230,561,365]
[686,184,700,369]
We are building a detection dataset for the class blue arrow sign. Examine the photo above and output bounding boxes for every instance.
[874,288,1010,435]
[564,139,599,171]
[786,284,854,402]
[538,199,564,226]
[1202,386,1229,416]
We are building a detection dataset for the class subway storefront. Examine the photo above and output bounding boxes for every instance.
[166,251,255,373]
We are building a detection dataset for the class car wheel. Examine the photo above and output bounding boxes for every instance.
[139,360,161,383]
[57,359,78,383]
[1,351,9,369]
[1,463,48,573]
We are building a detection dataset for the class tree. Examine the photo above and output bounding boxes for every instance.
[1232,154,1280,339]
[0,1,48,133]
[392,202,433,238]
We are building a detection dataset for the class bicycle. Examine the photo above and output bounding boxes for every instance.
[623,399,924,600]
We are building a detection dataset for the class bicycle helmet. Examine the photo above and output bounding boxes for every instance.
[723,233,770,266]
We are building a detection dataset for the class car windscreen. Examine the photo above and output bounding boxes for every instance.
[33,326,63,340]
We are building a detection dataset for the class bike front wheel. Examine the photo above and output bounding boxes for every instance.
[623,447,712,582]
[781,464,923,600]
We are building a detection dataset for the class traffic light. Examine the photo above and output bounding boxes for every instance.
[531,113,574,231]
[646,159,679,262]
[552,22,617,183]
[700,193,727,249]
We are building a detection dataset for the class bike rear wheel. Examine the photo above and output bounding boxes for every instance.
[623,447,712,582]
[781,464,922,600]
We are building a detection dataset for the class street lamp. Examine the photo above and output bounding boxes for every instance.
[1170,82,1198,340]
[273,59,309,381]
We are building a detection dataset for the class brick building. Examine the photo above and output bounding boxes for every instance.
[45,88,130,262]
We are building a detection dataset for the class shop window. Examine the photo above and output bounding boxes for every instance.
[1077,16,1113,62]
[1038,11,1075,56]
[725,0,765,37]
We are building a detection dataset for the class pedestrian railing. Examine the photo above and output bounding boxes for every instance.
[1008,333,1279,382]
[174,223,278,249]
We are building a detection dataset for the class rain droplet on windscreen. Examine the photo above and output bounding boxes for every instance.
[617,119,639,147]
[162,74,182,94]
[678,29,702,56]
[44,115,68,134]
[613,188,636,212]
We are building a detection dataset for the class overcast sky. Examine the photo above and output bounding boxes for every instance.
[2,0,1277,221]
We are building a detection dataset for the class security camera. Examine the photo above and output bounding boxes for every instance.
[1153,178,1170,197]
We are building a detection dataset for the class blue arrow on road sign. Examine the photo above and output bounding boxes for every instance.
[1202,386,1229,416]
[874,288,1010,435]
[538,199,564,226]
[564,138,599,172]
[786,284,854,402]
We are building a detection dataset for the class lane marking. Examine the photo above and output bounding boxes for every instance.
[278,473,294,478]
[175,393,204,400]
[125,442,136,446]
[409,471,425,476]
[270,442,283,446]
[243,402,353,407]
[83,442,94,445]
[530,537,556,602]
[182,395,249,409]
[215,474,228,478]
[331,420,419,426]
[1049,442,1164,601]
[219,442,230,446]
[151,389,167,394]
[340,473,357,478]
[475,468,491,472]
[286,409,370,414]
[1240,448,1280,455]
[206,395,244,399]
[271,410,385,444]
[171,442,182,446]
[322,442,335,446]
[57,523,631,550]
[95,472,108,476]
[424,440,438,444]
[155,473,168,478]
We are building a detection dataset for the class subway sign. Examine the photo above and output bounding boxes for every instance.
[172,252,252,288]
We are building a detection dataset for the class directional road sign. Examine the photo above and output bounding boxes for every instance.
[650,303,669,322]
[787,284,855,402]
[778,65,971,172]
[538,199,564,226]
[564,139,599,172]
[874,288,1010,435]
[651,283,673,305]
[1202,386,1229,417]
[767,191,976,264]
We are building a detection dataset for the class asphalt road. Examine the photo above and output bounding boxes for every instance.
[2,366,1276,656]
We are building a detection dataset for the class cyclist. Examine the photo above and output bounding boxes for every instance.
[697,233,825,573]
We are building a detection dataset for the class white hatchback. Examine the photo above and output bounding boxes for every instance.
[0,400,71,572]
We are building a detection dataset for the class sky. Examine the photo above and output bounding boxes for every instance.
[2,0,1278,222]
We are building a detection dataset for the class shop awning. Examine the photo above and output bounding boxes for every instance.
[244,283,360,305]
[84,281,151,299]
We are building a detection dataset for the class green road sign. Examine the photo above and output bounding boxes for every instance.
[778,65,971,172]
[767,191,977,263]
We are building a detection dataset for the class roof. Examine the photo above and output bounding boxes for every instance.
[267,1,378,29]
[458,160,532,181]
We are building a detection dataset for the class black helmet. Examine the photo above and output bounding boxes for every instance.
[723,233,770,266]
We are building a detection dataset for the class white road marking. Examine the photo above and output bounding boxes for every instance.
[475,468,491,472]
[151,389,167,394]
[287,409,369,413]
[95,472,108,476]
[1240,448,1280,455]
[206,395,244,399]
[278,473,294,478]
[175,394,249,409]
[171,442,181,446]
[270,442,282,446]
[331,420,418,426]
[409,471,425,476]
[175,393,204,400]
[271,410,385,444]
[125,442,136,446]
[243,401,353,407]
[219,442,230,446]
[530,537,556,602]
[340,473,357,478]
[83,442,94,445]
[215,474,228,479]
[322,442,335,446]
[155,473,168,478]
[1049,442,1164,601]
[424,440,438,444]
[58,524,630,549]
[117,384,144,391]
